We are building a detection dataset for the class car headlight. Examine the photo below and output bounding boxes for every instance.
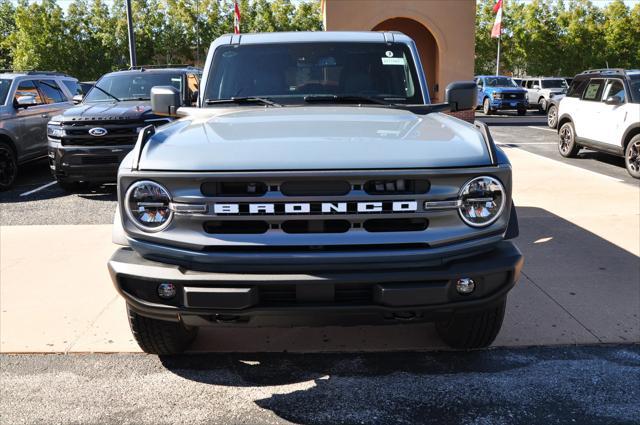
[47,123,65,138]
[458,176,506,227]
[125,180,173,231]
[492,93,503,99]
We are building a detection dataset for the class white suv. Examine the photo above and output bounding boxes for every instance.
[557,69,640,178]
[521,77,568,112]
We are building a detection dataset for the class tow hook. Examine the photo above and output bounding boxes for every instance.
[214,314,241,324]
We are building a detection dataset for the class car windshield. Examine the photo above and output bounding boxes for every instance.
[542,79,568,89]
[485,77,519,88]
[84,73,183,102]
[0,79,11,105]
[204,42,424,105]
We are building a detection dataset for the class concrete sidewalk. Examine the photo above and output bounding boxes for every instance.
[1,147,638,353]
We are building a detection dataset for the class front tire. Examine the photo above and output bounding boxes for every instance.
[0,142,18,191]
[558,121,581,158]
[435,300,506,349]
[625,135,640,179]
[538,97,547,112]
[483,98,494,115]
[127,305,198,355]
[547,104,558,128]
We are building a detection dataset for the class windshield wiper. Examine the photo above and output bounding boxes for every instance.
[91,85,120,102]
[303,95,391,105]
[204,97,282,107]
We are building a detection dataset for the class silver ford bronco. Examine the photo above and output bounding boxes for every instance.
[108,32,523,355]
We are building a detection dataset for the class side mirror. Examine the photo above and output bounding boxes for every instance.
[604,95,622,106]
[16,95,37,108]
[151,85,181,116]
[445,81,476,111]
[72,94,83,104]
[532,84,540,90]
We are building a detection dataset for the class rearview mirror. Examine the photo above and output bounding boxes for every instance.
[151,86,181,116]
[445,81,476,111]
[16,95,37,108]
[604,95,622,106]
[72,94,83,104]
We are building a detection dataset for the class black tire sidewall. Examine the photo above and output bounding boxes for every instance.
[625,135,640,178]
[558,122,579,158]
[0,142,18,191]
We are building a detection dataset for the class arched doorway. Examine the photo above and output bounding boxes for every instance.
[373,18,439,102]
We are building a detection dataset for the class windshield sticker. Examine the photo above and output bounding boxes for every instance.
[382,57,405,66]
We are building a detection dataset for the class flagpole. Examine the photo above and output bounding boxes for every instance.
[496,33,501,75]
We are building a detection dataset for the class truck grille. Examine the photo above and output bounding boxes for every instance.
[60,120,140,146]
[503,93,524,100]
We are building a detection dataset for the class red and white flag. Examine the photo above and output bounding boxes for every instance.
[234,1,241,34]
[491,0,503,38]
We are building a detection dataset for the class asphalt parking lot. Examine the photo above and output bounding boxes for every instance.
[1,110,638,424]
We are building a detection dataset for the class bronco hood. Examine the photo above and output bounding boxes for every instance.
[138,107,492,171]
[56,100,154,122]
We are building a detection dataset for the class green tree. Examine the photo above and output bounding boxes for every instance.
[0,0,16,69]
[602,0,638,69]
[9,0,69,72]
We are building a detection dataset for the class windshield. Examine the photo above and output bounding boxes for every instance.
[0,79,10,105]
[485,77,519,88]
[204,42,424,105]
[541,79,568,89]
[84,73,183,102]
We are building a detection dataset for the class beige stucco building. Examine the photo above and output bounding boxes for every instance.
[323,0,476,102]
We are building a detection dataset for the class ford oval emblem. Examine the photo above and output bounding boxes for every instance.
[89,127,108,137]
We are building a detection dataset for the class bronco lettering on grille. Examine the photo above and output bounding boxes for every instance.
[213,201,418,215]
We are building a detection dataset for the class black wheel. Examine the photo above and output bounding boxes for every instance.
[435,300,506,349]
[56,179,89,193]
[0,142,18,191]
[516,108,526,116]
[547,104,558,128]
[127,305,198,355]
[538,97,547,112]
[482,98,494,115]
[625,135,640,179]
[558,121,580,158]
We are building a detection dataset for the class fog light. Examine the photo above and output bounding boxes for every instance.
[157,283,176,299]
[456,278,475,295]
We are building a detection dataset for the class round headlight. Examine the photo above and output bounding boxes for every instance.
[458,176,505,227]
[125,180,173,231]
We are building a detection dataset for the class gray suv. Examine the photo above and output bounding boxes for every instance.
[0,71,78,190]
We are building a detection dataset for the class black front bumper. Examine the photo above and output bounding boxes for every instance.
[108,241,523,327]
[48,139,133,183]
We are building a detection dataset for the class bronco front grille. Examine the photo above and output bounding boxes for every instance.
[60,120,141,146]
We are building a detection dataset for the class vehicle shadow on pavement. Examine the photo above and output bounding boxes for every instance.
[158,345,640,424]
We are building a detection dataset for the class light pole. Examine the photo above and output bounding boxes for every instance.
[126,0,137,67]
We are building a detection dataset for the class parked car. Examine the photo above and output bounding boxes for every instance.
[108,31,523,355]
[557,69,640,178]
[474,75,529,115]
[521,77,569,112]
[545,92,565,129]
[47,66,201,191]
[0,71,78,190]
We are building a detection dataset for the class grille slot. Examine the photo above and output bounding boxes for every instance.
[203,220,269,234]
[363,218,428,233]
[202,243,430,253]
[364,179,430,195]
[280,180,351,196]
[201,182,268,197]
[281,220,351,234]
[259,284,372,306]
